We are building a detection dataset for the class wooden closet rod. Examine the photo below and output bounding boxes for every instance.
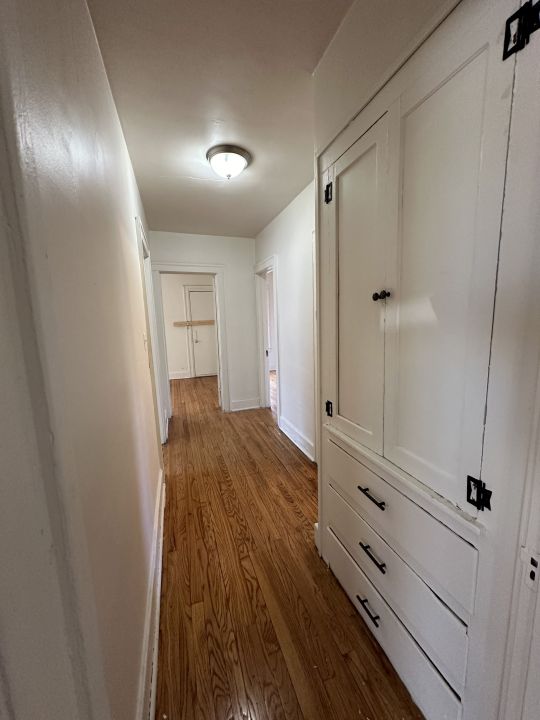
[173,319,215,328]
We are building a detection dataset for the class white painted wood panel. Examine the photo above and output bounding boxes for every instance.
[326,484,468,693]
[326,439,478,619]
[326,425,481,545]
[383,39,512,508]
[326,528,462,720]
[336,139,382,450]
[322,114,394,453]
[187,288,218,377]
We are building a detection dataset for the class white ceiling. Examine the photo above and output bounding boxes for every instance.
[87,0,354,237]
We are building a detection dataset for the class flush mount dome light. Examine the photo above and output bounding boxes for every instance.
[206,144,251,179]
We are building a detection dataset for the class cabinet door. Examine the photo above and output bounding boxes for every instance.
[321,114,395,453]
[383,9,515,507]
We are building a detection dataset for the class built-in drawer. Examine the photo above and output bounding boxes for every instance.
[326,439,478,620]
[325,527,462,720]
[326,484,468,694]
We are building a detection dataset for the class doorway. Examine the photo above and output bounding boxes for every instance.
[135,218,169,445]
[157,271,222,408]
[184,284,219,378]
[256,257,280,419]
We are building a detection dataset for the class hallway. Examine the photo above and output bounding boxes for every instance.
[157,377,422,720]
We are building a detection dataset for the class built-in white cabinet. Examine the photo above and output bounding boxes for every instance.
[318,1,522,719]
[321,0,514,508]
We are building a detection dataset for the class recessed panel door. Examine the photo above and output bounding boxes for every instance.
[187,289,218,377]
[328,114,395,454]
[383,20,515,507]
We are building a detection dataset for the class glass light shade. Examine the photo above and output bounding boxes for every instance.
[206,145,251,179]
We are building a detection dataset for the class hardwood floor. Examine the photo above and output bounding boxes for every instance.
[157,376,423,720]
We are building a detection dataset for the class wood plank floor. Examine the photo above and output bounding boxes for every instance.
[157,377,423,720]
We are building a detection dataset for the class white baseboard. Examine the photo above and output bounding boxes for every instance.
[169,370,190,380]
[278,415,315,461]
[136,472,166,720]
[314,522,320,553]
[230,397,261,412]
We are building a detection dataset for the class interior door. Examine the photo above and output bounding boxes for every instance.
[187,288,218,377]
[324,113,394,453]
[383,1,516,508]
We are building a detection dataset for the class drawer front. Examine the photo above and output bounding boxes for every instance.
[326,439,478,619]
[326,485,468,693]
[325,528,462,720]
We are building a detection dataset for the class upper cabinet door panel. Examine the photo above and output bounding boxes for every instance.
[332,115,392,453]
[384,32,514,506]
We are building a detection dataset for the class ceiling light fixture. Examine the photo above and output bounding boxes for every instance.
[206,144,252,180]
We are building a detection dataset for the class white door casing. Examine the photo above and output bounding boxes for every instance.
[152,270,172,425]
[151,262,230,412]
[135,217,169,445]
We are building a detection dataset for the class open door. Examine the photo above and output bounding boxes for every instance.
[255,258,279,418]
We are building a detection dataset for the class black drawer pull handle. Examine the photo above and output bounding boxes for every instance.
[357,485,386,511]
[356,595,380,627]
[359,542,387,574]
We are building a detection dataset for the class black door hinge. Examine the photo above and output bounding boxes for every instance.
[325,400,333,417]
[324,182,333,204]
[503,0,540,60]
[467,475,493,512]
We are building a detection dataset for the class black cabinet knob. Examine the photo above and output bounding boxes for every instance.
[372,292,381,301]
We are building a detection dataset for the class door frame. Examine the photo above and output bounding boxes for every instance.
[499,369,540,719]
[495,27,540,720]
[152,270,172,426]
[135,217,168,448]
[183,284,218,378]
[255,255,280,419]
[152,261,231,412]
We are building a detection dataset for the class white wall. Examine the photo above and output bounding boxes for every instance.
[150,232,260,410]
[0,142,83,720]
[0,1,162,718]
[161,273,215,379]
[313,0,460,153]
[256,182,316,459]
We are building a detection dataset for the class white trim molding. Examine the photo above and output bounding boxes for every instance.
[230,397,261,412]
[151,261,231,412]
[169,370,191,380]
[136,473,165,720]
[279,415,315,461]
[152,271,172,429]
[136,217,168,445]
